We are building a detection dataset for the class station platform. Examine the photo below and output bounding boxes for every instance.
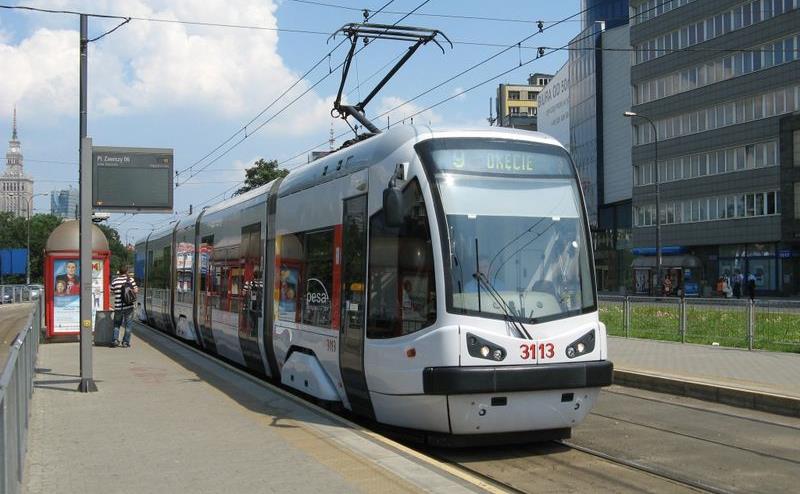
[22,326,491,494]
[609,336,800,417]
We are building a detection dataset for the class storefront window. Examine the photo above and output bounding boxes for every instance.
[718,243,777,292]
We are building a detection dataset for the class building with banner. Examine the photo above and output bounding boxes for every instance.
[540,0,633,293]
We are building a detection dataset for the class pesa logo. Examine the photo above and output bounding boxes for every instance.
[307,292,329,305]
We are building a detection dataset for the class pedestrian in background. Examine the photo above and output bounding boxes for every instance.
[747,273,757,301]
[111,266,138,348]
[733,271,743,299]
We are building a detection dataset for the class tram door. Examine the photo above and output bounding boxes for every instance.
[339,193,374,418]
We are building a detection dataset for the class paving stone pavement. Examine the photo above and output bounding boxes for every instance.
[23,330,482,494]
[609,336,800,398]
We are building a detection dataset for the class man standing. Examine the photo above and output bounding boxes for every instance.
[111,267,138,348]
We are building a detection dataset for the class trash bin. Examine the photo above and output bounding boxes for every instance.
[94,310,115,346]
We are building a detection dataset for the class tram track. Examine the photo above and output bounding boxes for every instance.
[603,387,800,431]
[587,411,800,466]
[556,440,732,494]
[423,438,713,494]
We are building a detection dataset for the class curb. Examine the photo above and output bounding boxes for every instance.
[614,369,800,418]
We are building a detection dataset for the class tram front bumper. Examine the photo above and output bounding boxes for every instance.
[422,360,613,395]
[422,361,612,435]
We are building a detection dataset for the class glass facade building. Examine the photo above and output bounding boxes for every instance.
[629,0,800,296]
[50,186,78,219]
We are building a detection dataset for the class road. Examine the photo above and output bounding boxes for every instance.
[0,303,35,365]
[428,386,800,493]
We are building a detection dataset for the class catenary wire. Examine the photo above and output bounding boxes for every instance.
[173,0,399,180]
[176,0,431,186]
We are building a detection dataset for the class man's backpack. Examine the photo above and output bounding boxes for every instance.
[122,277,137,306]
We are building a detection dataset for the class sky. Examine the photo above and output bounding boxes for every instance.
[0,0,583,242]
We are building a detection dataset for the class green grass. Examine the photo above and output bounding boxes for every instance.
[598,301,800,353]
[598,303,624,336]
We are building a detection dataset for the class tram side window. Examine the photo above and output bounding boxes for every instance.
[367,178,436,339]
[302,230,334,328]
[240,223,263,336]
[199,235,213,293]
[276,230,334,327]
[146,250,154,292]
[159,246,171,290]
[278,234,303,323]
[176,241,194,303]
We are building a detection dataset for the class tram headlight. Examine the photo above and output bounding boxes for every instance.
[466,333,507,361]
[565,330,596,359]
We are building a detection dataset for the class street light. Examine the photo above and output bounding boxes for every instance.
[26,193,49,285]
[624,110,661,296]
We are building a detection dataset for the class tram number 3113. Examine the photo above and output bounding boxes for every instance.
[520,343,554,360]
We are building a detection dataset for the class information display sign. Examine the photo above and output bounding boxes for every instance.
[92,146,173,212]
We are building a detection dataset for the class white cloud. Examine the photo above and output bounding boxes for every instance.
[0,0,333,137]
[377,96,442,127]
[450,87,466,101]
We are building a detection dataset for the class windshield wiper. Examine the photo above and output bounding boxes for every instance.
[473,271,532,340]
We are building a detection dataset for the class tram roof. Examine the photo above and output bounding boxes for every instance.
[277,125,564,197]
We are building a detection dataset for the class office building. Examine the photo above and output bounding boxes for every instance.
[50,186,78,219]
[495,73,553,130]
[539,0,633,292]
[629,0,800,296]
[0,108,33,218]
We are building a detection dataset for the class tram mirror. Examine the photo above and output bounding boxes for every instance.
[383,186,405,227]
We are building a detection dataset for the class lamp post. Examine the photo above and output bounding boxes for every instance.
[26,193,49,285]
[624,111,661,296]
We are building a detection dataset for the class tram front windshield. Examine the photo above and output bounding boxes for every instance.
[417,138,595,323]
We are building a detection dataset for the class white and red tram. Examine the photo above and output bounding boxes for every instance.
[135,126,613,440]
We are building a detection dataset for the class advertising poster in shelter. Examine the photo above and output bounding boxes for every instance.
[52,259,104,333]
[91,260,104,316]
[53,259,80,333]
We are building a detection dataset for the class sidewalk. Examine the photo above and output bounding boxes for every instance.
[609,336,800,416]
[23,327,488,494]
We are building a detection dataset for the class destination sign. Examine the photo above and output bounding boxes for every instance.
[423,143,573,177]
[92,146,174,212]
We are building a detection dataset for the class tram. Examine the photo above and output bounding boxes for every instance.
[135,125,613,440]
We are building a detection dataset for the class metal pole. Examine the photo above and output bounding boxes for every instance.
[652,118,661,299]
[747,300,755,351]
[679,295,686,343]
[78,14,97,392]
[630,113,660,296]
[624,296,630,338]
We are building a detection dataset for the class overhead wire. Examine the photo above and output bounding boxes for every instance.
[270,0,687,169]
[286,0,612,24]
[0,4,333,35]
[173,0,400,183]
[176,0,432,187]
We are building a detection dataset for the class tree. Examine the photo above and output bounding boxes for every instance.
[235,158,288,196]
[96,224,133,276]
[0,212,62,284]
[0,213,131,284]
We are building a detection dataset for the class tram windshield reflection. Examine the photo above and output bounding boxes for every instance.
[417,139,596,323]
